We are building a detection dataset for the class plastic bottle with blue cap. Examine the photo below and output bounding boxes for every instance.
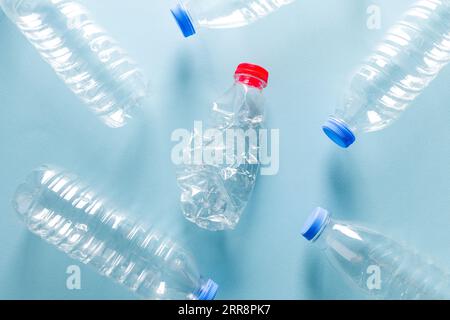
[323,0,450,148]
[171,0,295,38]
[13,165,219,300]
[301,207,450,299]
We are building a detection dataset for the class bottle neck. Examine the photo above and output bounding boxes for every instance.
[311,216,332,249]
[235,74,267,90]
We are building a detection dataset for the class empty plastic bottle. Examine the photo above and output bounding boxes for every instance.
[323,0,450,148]
[170,0,295,38]
[301,207,450,299]
[176,63,269,231]
[0,0,148,128]
[13,165,218,300]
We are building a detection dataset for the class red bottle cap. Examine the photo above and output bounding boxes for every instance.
[234,63,269,89]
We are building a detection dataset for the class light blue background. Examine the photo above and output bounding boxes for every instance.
[0,0,449,299]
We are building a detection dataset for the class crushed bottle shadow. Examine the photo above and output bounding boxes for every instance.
[105,118,157,213]
[234,179,266,233]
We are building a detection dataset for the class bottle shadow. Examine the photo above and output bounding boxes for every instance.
[104,117,158,215]
[325,150,364,219]
[7,230,134,299]
[5,232,56,299]
[162,42,217,127]
[179,219,242,300]
[302,250,327,299]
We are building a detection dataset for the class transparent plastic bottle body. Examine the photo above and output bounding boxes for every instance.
[0,0,148,128]
[171,0,295,37]
[176,63,269,231]
[323,0,450,148]
[13,166,218,300]
[301,208,450,299]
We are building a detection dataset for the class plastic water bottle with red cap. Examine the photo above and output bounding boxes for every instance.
[13,165,219,300]
[322,0,450,148]
[0,0,148,128]
[176,63,269,231]
[301,207,450,299]
[170,0,295,38]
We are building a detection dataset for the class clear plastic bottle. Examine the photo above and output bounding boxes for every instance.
[13,165,218,300]
[0,0,148,128]
[323,0,450,148]
[176,63,269,231]
[301,207,450,299]
[170,0,295,38]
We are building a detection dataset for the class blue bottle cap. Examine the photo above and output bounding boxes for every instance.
[197,279,219,300]
[301,207,330,241]
[322,117,356,148]
[170,3,196,38]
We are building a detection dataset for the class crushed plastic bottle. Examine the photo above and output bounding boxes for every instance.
[301,207,450,299]
[0,0,148,128]
[323,0,450,148]
[176,63,269,231]
[171,0,295,38]
[13,165,218,300]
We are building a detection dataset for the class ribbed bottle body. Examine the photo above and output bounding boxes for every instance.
[336,0,450,133]
[1,0,148,127]
[13,166,214,300]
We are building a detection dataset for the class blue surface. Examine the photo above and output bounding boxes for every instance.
[0,0,449,300]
